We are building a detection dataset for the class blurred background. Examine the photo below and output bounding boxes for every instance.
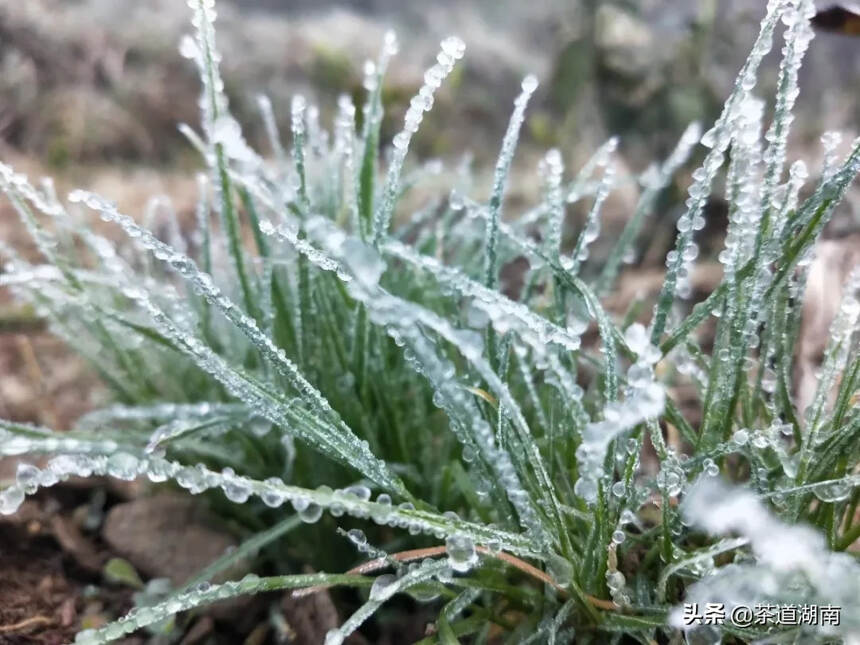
[1,0,858,169]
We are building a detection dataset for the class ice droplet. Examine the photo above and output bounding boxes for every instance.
[546,553,573,586]
[15,463,41,494]
[445,534,478,573]
[261,478,286,507]
[343,484,371,501]
[341,238,386,288]
[221,468,252,503]
[106,452,140,481]
[299,503,323,523]
[346,528,367,546]
[179,34,200,60]
[521,74,539,94]
[0,485,25,515]
[369,573,397,601]
[812,480,851,503]
[324,630,344,645]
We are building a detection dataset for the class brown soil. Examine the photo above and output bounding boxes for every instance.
[0,524,82,645]
[0,488,145,645]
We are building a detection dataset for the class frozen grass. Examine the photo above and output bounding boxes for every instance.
[1,0,859,643]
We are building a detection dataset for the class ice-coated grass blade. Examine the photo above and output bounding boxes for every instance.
[73,573,371,645]
[3,1,860,642]
[649,0,788,344]
[186,0,258,322]
[596,122,701,295]
[483,76,538,291]
[1,449,537,557]
[371,36,465,244]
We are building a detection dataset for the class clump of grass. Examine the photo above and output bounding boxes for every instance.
[1,0,859,643]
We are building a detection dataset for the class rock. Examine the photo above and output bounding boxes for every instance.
[594,5,656,77]
[101,494,243,587]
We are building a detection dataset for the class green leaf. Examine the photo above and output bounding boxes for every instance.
[103,558,145,590]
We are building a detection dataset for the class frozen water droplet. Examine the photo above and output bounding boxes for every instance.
[369,573,397,601]
[751,432,769,449]
[15,463,41,494]
[383,30,399,56]
[341,238,386,288]
[299,503,323,523]
[0,485,25,515]
[445,534,477,573]
[521,75,539,94]
[248,417,271,437]
[324,630,344,645]
[812,480,850,503]
[261,478,286,508]
[75,629,99,645]
[290,497,311,513]
[606,570,625,590]
[657,461,684,496]
[222,471,252,504]
[703,458,719,477]
[546,553,573,587]
[440,36,465,60]
[343,484,371,501]
[574,477,598,503]
[107,452,139,481]
[346,528,367,546]
[732,429,749,446]
[178,34,201,61]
